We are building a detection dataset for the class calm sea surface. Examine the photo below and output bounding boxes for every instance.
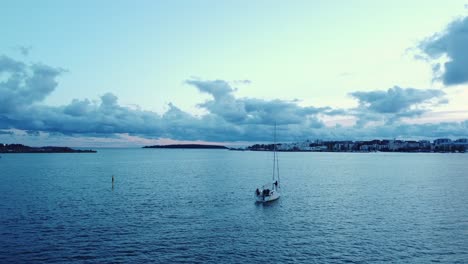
[1,149,467,263]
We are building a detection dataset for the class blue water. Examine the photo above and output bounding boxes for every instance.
[1,149,467,263]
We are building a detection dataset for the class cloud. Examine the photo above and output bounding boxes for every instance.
[187,79,236,100]
[349,86,447,125]
[371,120,468,139]
[186,79,337,126]
[0,56,64,113]
[418,16,468,85]
[273,120,468,141]
[0,64,340,142]
[16,46,32,56]
[0,56,160,136]
[0,55,464,144]
[0,55,25,72]
[0,130,13,135]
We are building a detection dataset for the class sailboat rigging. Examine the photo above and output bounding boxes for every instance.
[254,123,281,203]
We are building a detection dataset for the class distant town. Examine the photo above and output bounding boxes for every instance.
[246,138,468,153]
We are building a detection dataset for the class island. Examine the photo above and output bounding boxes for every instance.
[143,144,227,149]
[0,144,97,153]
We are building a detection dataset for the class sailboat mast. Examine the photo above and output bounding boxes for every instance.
[272,123,276,181]
[272,122,279,183]
[275,125,280,184]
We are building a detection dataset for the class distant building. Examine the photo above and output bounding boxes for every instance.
[434,138,452,146]
[388,140,404,151]
[453,138,468,151]
[310,146,327,151]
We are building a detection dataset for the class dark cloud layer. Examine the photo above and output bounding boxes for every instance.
[0,55,464,143]
[0,130,13,135]
[356,120,467,140]
[294,120,468,140]
[187,79,338,126]
[418,16,468,85]
[350,86,445,114]
[349,86,447,125]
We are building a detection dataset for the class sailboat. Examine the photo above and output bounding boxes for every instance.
[254,124,281,203]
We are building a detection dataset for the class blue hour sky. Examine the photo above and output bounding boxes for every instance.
[1,1,468,146]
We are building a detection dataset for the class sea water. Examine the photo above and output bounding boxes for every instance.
[1,149,467,263]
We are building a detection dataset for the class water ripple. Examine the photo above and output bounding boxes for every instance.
[0,150,467,263]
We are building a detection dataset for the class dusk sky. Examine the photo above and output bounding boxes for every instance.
[1,1,468,147]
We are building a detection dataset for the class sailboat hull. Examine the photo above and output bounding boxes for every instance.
[255,190,280,203]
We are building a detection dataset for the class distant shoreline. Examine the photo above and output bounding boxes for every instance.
[0,144,97,153]
[143,144,227,149]
[246,149,466,153]
[246,139,467,153]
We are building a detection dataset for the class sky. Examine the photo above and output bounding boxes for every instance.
[1,0,468,147]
